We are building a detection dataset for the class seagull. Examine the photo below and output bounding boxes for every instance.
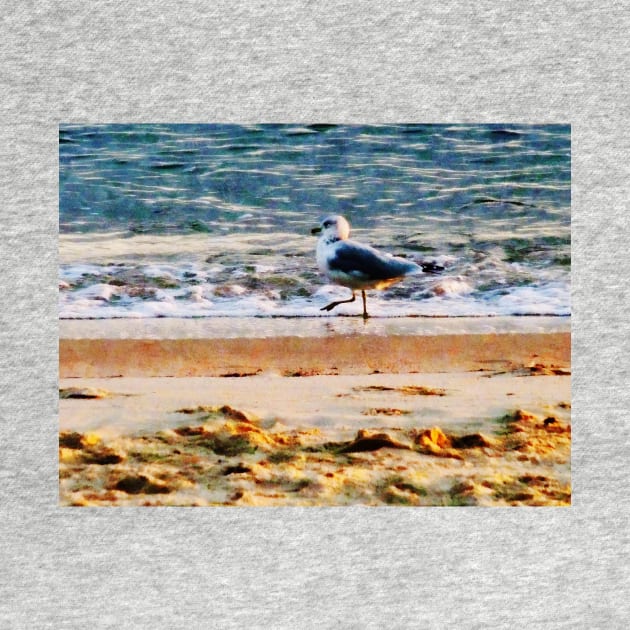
[311,215,428,319]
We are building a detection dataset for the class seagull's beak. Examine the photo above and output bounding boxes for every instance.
[311,226,322,235]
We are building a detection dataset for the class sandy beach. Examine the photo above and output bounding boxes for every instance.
[59,317,571,507]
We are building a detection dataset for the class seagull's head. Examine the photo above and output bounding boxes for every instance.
[311,215,350,241]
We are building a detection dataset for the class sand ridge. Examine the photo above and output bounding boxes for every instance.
[59,402,570,507]
[59,370,570,506]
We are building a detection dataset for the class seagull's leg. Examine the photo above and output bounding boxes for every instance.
[361,290,368,319]
[320,291,356,312]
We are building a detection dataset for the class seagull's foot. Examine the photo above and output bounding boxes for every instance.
[320,293,356,313]
[320,303,338,312]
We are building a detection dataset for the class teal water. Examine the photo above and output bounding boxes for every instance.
[59,124,570,318]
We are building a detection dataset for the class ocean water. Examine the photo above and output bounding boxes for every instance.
[59,124,570,319]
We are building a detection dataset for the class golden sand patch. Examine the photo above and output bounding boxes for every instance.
[361,407,412,416]
[353,385,447,396]
[59,387,113,399]
[482,362,571,378]
[59,405,570,507]
[175,404,260,424]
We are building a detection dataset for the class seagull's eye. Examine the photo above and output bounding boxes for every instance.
[323,221,332,228]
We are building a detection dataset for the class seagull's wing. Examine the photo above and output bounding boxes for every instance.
[328,241,420,281]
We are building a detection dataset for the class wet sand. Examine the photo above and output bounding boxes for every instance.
[59,318,571,507]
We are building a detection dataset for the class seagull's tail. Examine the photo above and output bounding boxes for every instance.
[404,260,444,276]
[419,261,445,275]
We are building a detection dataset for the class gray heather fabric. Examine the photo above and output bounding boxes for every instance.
[1,1,628,628]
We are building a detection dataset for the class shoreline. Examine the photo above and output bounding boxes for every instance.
[60,315,570,378]
[60,331,570,378]
[60,315,570,339]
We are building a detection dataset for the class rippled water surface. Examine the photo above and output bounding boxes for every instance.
[59,124,570,318]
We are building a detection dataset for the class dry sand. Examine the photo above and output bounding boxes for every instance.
[59,317,571,507]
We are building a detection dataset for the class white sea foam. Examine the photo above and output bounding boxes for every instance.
[60,264,123,281]
[253,264,276,273]
[58,277,570,319]
[428,277,474,296]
